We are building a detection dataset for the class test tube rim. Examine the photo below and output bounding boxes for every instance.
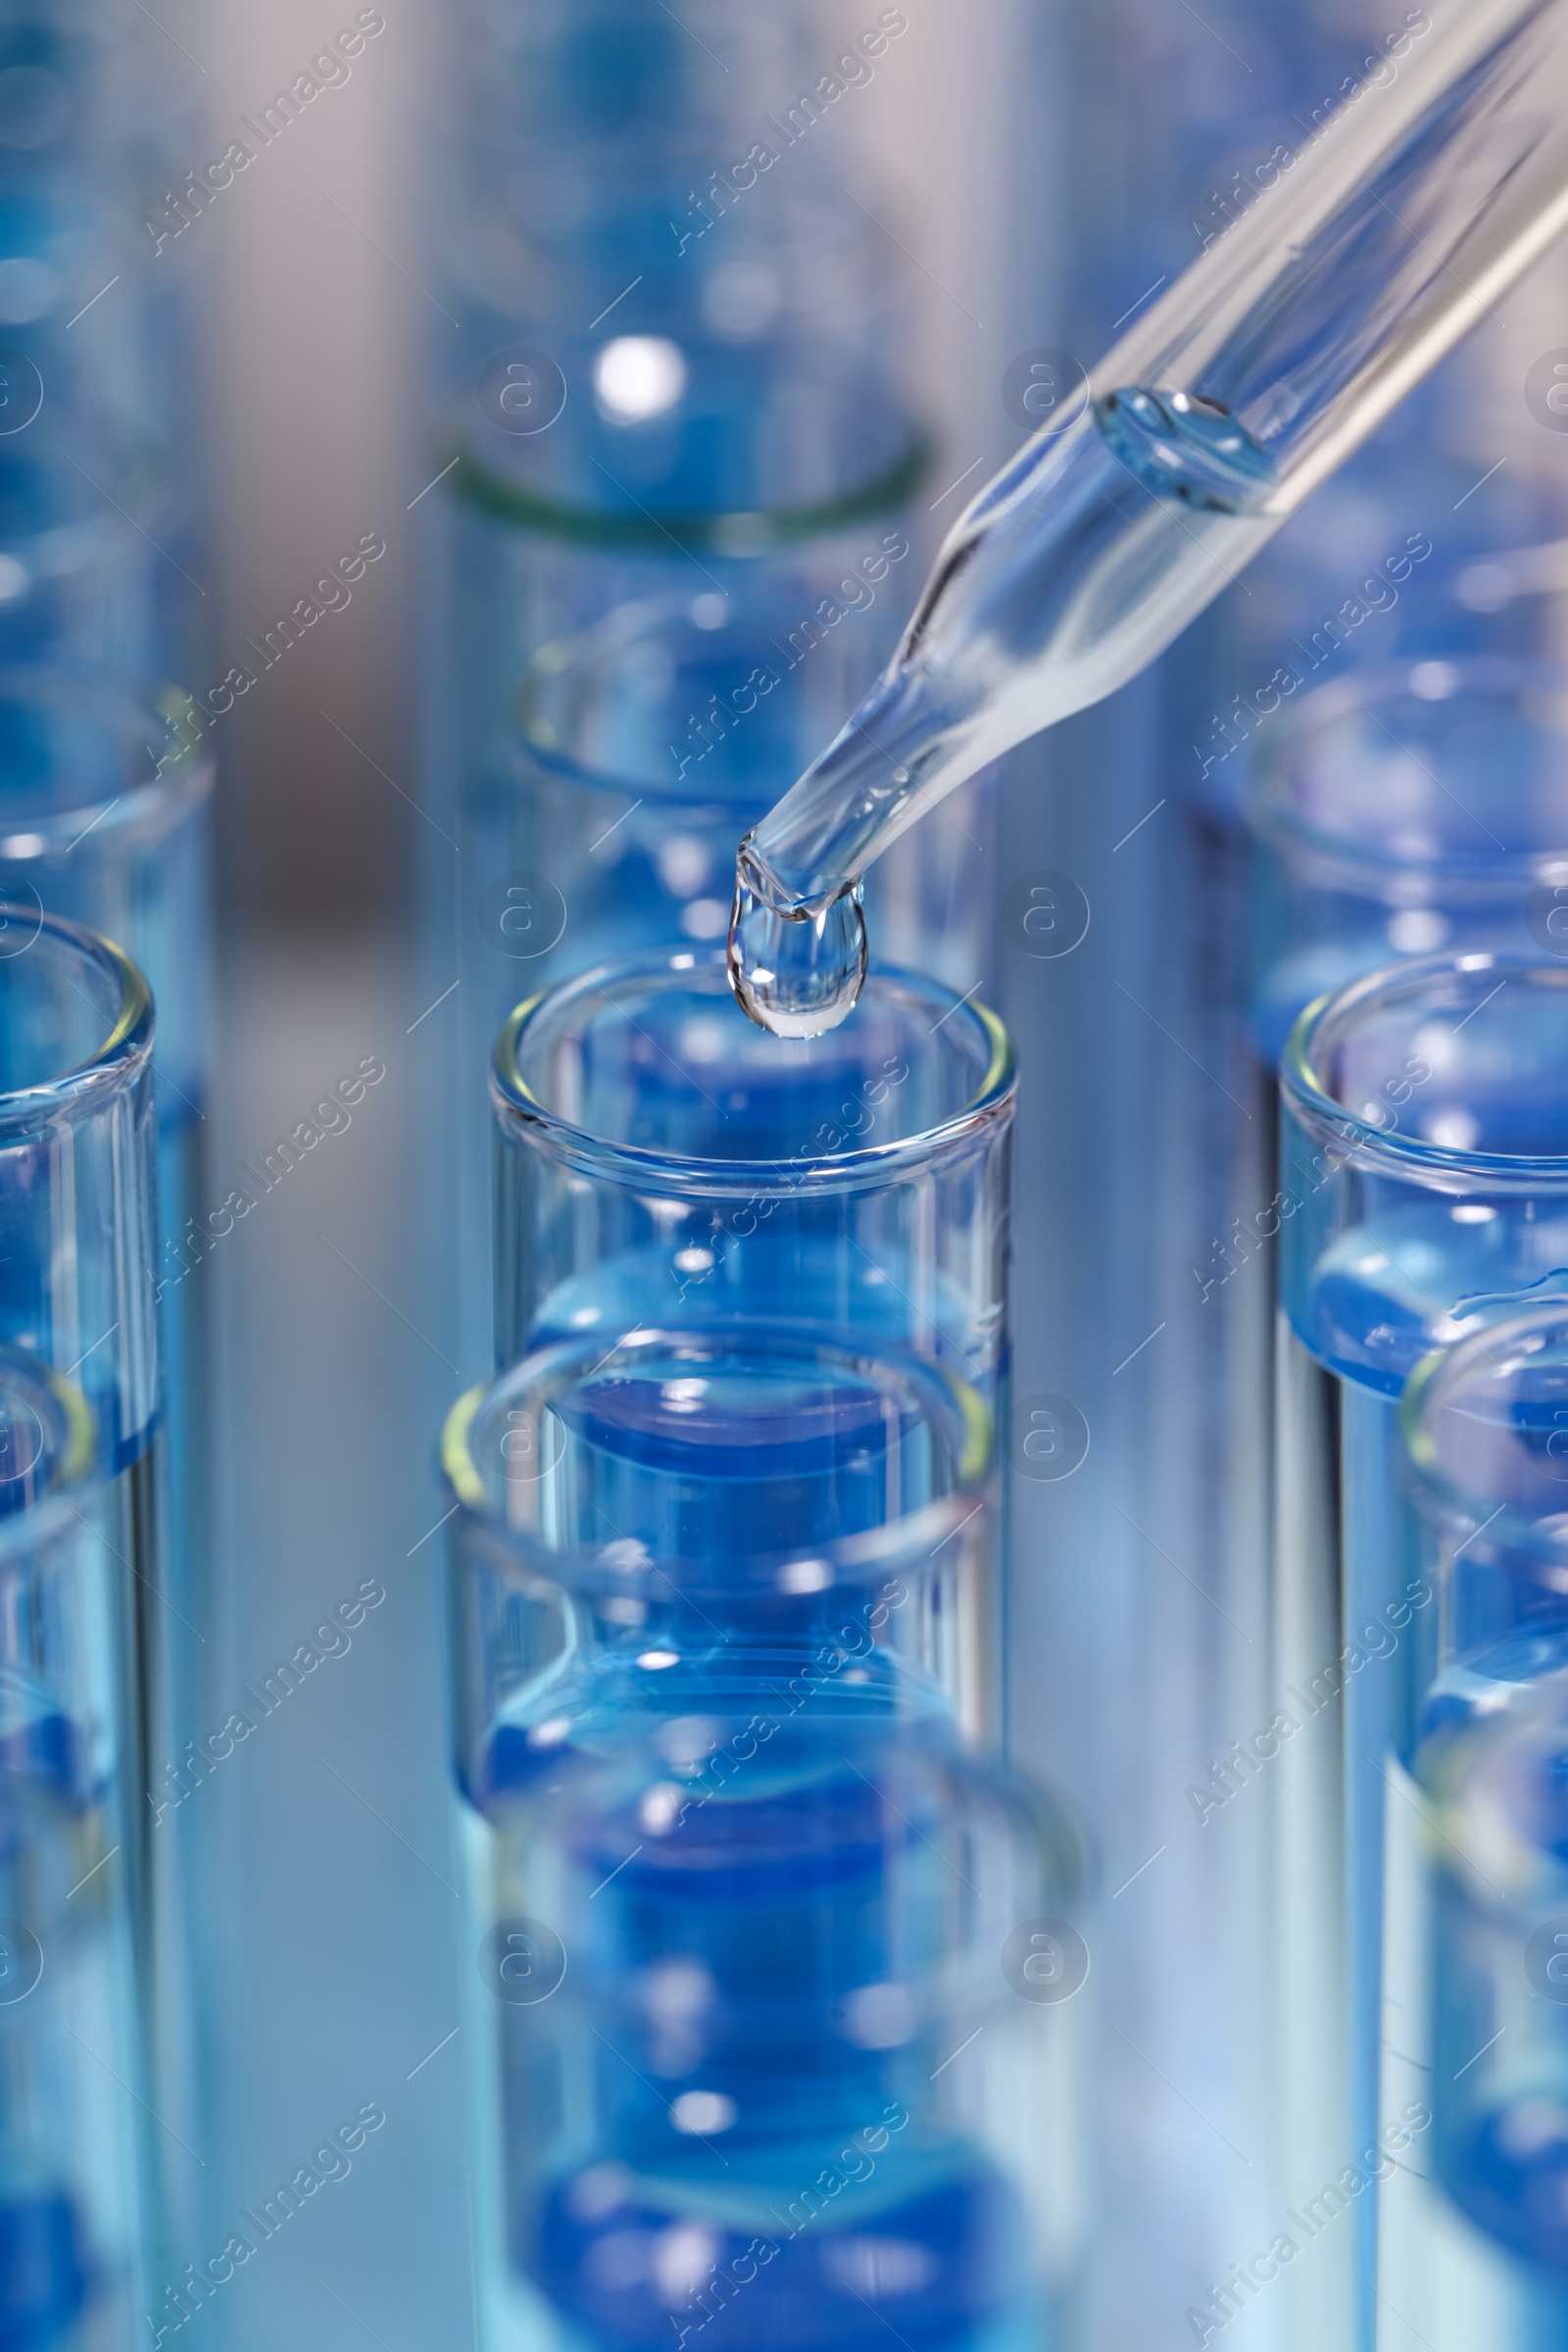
[0,672,214,858]
[492,946,1014,1193]
[441,426,933,553]
[515,589,871,811]
[0,904,153,1137]
[439,1320,992,1600]
[1250,656,1568,894]
[1401,1305,1568,1590]
[1281,948,1568,1192]
[0,1344,97,1566]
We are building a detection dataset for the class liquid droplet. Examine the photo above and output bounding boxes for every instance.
[1096,385,1277,514]
[727,841,867,1039]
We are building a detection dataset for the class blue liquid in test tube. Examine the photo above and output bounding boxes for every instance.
[489,952,1013,1749]
[1419,1666,1568,2342]
[0,908,205,2273]
[1276,953,1568,2349]
[0,1343,153,2349]
[0,677,214,1575]
[441,1324,1089,2351]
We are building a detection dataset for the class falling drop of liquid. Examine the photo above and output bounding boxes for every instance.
[727,837,867,1039]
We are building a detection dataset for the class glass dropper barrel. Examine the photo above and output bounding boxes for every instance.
[731,0,1568,1035]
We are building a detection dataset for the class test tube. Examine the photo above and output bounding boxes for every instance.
[453,590,999,1378]
[440,1322,1090,2352]
[493,950,1012,1377]
[0,907,200,2265]
[1367,1303,1568,2340]
[1275,951,1568,2350]
[423,0,930,867]
[0,674,214,1597]
[1246,662,1568,1069]
[492,951,1013,1738]
[0,1343,152,2349]
[1419,1670,1568,2343]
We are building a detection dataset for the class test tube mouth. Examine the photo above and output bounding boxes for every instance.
[446,425,931,554]
[0,674,212,858]
[1251,659,1568,893]
[516,589,884,811]
[1402,1305,1568,1593]
[1281,951,1568,1189]
[0,906,153,1129]
[0,1346,94,1548]
[492,946,1014,1190]
[440,1321,992,1601]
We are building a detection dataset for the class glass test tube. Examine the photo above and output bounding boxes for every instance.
[421,0,932,964]
[1420,1669,1568,2346]
[440,1322,1090,2352]
[1389,1305,1568,2341]
[491,949,1015,1741]
[0,6,210,687]
[1275,952,1568,2352]
[455,591,999,1379]
[1246,662,1568,1069]
[0,1343,152,2350]
[0,907,198,2269]
[0,674,214,1596]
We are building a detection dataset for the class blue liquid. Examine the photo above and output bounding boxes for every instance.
[0,1769,133,2349]
[1096,387,1277,512]
[1426,1712,1568,2282]
[1285,1197,1568,2346]
[528,2147,1027,2352]
[1438,2107,1568,2280]
[0,2180,89,2350]
[468,1348,953,1809]
[461,1345,1045,2348]
[503,1739,1033,2352]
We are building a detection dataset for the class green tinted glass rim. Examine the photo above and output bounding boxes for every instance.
[441,430,933,552]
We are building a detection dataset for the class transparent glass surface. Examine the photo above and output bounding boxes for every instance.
[492,967,1013,1744]
[1376,1311,1568,2340]
[435,0,920,528]
[1276,954,1568,2351]
[440,1325,1088,2352]
[1248,663,1568,1067]
[419,0,931,1070]
[0,672,216,1697]
[1405,1308,1568,1750]
[734,0,1568,1030]
[0,908,199,2271]
[0,907,158,1466]
[444,1326,996,1792]
[452,588,998,1378]
[0,1345,150,2350]
[1421,1672,1568,2324]
[491,949,1014,1397]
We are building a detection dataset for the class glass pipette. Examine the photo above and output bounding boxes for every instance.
[729,0,1568,1034]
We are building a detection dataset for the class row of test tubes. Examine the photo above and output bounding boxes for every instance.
[420,9,1568,2351]
[1195,654,1568,2352]
[413,3,1091,2345]
[16,3,1568,2347]
[0,0,216,2344]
